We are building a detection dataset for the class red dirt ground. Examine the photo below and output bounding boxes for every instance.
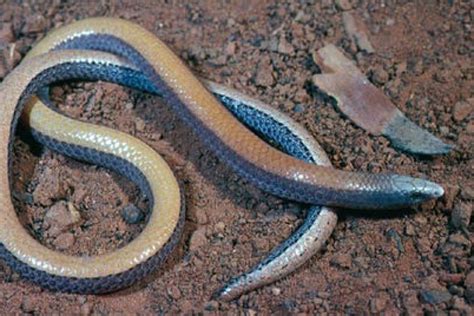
[0,1,472,314]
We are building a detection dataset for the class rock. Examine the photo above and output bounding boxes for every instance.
[255,202,270,213]
[419,289,452,304]
[53,232,75,250]
[371,66,389,85]
[413,60,424,75]
[167,285,182,300]
[460,186,474,200]
[189,227,208,251]
[271,287,281,296]
[405,223,416,236]
[22,14,47,34]
[21,296,36,313]
[452,297,472,314]
[448,233,471,247]
[387,228,404,253]
[440,273,464,285]
[453,99,473,122]
[121,204,144,224]
[135,118,146,132]
[414,214,428,225]
[80,303,93,316]
[214,221,226,232]
[225,42,237,56]
[335,0,352,11]
[189,209,208,224]
[451,202,472,229]
[370,292,389,313]
[442,184,460,210]
[253,238,270,253]
[180,300,194,313]
[353,256,370,269]
[247,309,257,316]
[402,291,421,314]
[204,300,219,311]
[294,11,310,23]
[44,201,81,236]
[449,285,464,296]
[437,69,453,83]
[465,271,474,304]
[32,167,68,206]
[277,36,295,55]
[330,253,352,269]
[439,126,449,136]
[72,186,88,205]
[208,55,227,66]
[226,18,235,27]
[254,55,275,87]
[292,104,305,113]
[294,88,309,103]
[416,237,432,254]
[0,23,15,44]
[467,121,474,134]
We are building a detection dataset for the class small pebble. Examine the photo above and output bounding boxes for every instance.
[190,209,208,224]
[465,271,474,304]
[168,285,182,300]
[44,201,81,236]
[442,185,460,210]
[448,285,464,296]
[135,118,146,132]
[21,297,36,313]
[370,293,389,313]
[330,253,352,269]
[460,186,474,200]
[453,99,473,122]
[189,227,208,251]
[80,303,93,316]
[335,0,352,11]
[254,55,275,87]
[0,23,15,44]
[448,233,470,247]
[204,300,219,311]
[22,14,47,34]
[214,221,226,232]
[419,289,452,304]
[121,204,144,224]
[451,202,472,229]
[271,287,281,296]
[405,223,416,236]
[386,18,395,26]
[255,202,270,213]
[277,36,295,55]
[452,297,472,314]
[371,67,389,85]
[293,104,305,113]
[53,232,75,250]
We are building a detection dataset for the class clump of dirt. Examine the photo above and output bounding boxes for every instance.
[0,1,472,314]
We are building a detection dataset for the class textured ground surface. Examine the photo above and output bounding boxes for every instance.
[0,0,472,314]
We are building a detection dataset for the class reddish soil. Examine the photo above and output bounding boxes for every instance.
[0,0,472,314]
